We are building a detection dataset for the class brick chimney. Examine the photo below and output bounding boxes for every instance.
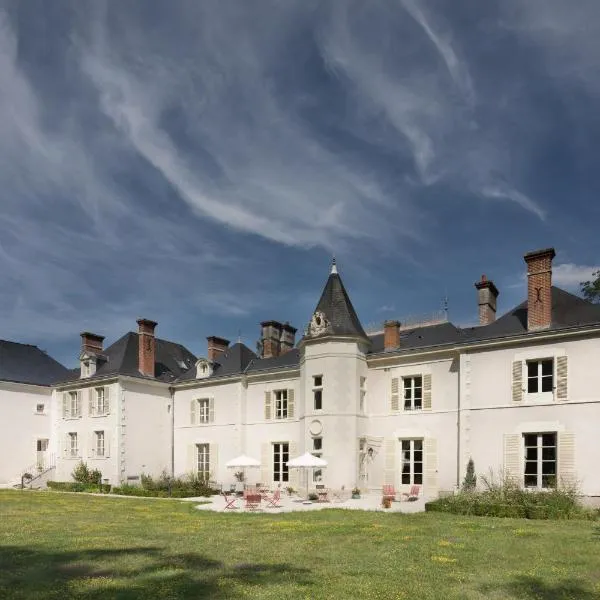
[279,322,297,354]
[137,318,157,377]
[80,332,104,355]
[524,248,556,331]
[474,275,499,326]
[260,321,283,359]
[384,320,401,351]
[207,336,230,362]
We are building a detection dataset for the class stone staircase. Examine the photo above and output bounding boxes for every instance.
[6,454,56,489]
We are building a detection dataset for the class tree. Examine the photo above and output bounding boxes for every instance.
[580,270,600,303]
[462,458,477,492]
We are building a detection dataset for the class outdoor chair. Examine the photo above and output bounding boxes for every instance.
[244,493,262,511]
[401,485,421,502]
[382,484,397,502]
[222,492,238,510]
[316,484,329,503]
[265,488,282,508]
[331,486,347,503]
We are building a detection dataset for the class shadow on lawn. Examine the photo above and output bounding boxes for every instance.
[0,545,312,599]
[481,575,597,599]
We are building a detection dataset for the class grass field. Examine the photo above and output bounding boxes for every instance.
[1,490,599,599]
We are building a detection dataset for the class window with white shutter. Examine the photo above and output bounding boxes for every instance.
[402,377,422,411]
[390,378,399,412]
[264,391,272,420]
[274,390,288,419]
[524,432,557,489]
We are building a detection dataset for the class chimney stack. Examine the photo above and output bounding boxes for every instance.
[260,321,283,359]
[80,332,104,355]
[137,318,157,377]
[384,320,401,351]
[474,275,499,326]
[524,248,555,331]
[207,336,230,362]
[279,322,297,354]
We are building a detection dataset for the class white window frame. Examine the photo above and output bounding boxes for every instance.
[524,432,557,490]
[69,392,79,417]
[274,390,288,420]
[402,376,423,411]
[313,375,323,411]
[273,442,289,483]
[400,439,423,485]
[196,443,210,481]
[95,431,105,457]
[96,388,106,415]
[68,432,78,458]
[526,358,554,402]
[198,398,210,424]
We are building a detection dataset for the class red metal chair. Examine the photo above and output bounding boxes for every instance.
[244,493,262,511]
[265,488,281,508]
[382,484,396,501]
[401,485,421,502]
[222,492,238,510]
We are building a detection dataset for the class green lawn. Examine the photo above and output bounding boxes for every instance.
[0,491,599,599]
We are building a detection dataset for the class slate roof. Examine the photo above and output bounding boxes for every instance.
[0,340,71,386]
[368,322,463,354]
[56,332,196,385]
[246,348,301,373]
[308,269,369,340]
[177,342,257,382]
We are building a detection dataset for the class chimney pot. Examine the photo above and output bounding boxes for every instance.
[524,247,555,331]
[474,276,499,326]
[137,318,157,377]
[260,320,284,359]
[207,336,230,362]
[80,331,105,355]
[383,320,401,351]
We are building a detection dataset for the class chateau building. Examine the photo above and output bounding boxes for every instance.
[1,247,599,503]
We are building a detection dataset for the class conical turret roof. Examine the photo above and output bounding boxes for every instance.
[305,259,368,341]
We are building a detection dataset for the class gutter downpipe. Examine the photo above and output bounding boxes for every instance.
[169,386,175,479]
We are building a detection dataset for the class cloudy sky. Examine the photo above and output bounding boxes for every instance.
[1,1,600,366]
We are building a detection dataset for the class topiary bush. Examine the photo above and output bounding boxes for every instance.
[462,458,477,492]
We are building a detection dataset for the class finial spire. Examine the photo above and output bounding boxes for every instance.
[330,256,338,275]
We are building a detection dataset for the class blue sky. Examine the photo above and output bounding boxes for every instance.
[1,1,600,367]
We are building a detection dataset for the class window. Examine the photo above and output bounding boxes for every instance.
[275,390,288,419]
[68,433,78,458]
[360,377,366,413]
[401,439,423,485]
[312,375,323,410]
[273,442,289,482]
[198,399,210,424]
[527,359,554,394]
[312,438,323,482]
[197,443,210,481]
[69,392,79,417]
[403,377,422,411]
[524,433,556,489]
[96,388,106,415]
[95,431,105,457]
[82,361,90,377]
[36,404,45,414]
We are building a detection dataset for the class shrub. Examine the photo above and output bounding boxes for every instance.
[119,471,219,498]
[462,458,477,492]
[308,493,319,501]
[425,472,595,520]
[47,481,110,493]
[71,461,102,485]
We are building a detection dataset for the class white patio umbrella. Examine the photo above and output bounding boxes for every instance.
[287,452,328,499]
[225,454,261,486]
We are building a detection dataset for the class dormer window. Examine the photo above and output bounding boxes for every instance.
[83,361,90,377]
[79,354,97,379]
[195,358,213,379]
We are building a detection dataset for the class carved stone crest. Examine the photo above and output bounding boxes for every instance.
[309,311,330,336]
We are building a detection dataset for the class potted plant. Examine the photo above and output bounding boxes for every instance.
[351,487,361,499]
[285,486,295,497]
[382,496,392,509]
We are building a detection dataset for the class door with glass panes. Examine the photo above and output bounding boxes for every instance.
[400,439,423,492]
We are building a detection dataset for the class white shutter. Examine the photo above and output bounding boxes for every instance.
[187,444,197,475]
[504,433,521,484]
[288,441,298,488]
[512,361,523,402]
[87,432,95,458]
[384,439,396,485]
[209,398,215,423]
[264,391,272,420]
[88,389,95,417]
[209,444,218,482]
[424,438,438,497]
[558,431,576,488]
[105,387,111,414]
[190,400,196,425]
[391,378,399,412]
[63,433,69,456]
[104,432,111,458]
[76,391,82,417]
[556,356,568,402]
[62,393,69,418]
[260,443,271,484]
[287,389,295,419]
[423,374,432,410]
